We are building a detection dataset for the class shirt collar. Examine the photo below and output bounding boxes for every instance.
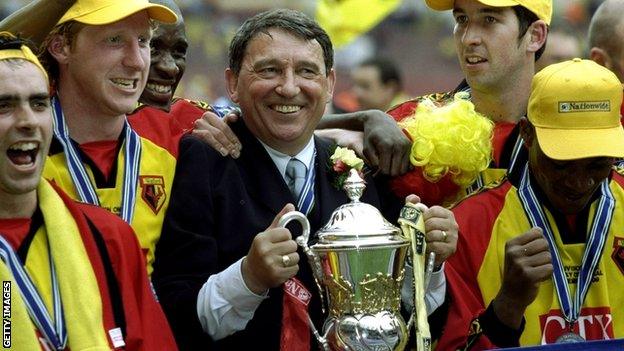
[260,138,315,182]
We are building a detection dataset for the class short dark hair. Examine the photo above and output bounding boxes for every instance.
[0,33,38,69]
[359,57,402,89]
[513,5,547,61]
[228,9,333,76]
[0,32,28,50]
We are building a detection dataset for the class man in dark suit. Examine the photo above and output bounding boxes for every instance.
[152,9,458,350]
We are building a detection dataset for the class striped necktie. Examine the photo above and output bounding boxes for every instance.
[285,158,307,200]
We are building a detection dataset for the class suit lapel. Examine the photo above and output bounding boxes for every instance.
[233,120,293,216]
[231,124,358,230]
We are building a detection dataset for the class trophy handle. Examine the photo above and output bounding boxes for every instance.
[278,211,310,246]
[277,211,324,288]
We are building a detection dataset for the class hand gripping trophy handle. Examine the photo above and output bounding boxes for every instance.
[398,203,432,351]
[278,211,330,350]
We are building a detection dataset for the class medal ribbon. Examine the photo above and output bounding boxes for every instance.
[398,204,432,351]
[52,96,141,223]
[0,236,67,350]
[296,150,316,216]
[464,104,526,194]
[507,136,525,176]
[517,164,614,325]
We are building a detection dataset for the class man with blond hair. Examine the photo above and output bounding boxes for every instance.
[35,0,183,275]
[1,0,240,275]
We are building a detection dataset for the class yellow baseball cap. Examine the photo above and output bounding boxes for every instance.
[528,58,624,160]
[424,0,552,25]
[58,0,177,26]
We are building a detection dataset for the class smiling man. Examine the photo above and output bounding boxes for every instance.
[151,9,459,350]
[129,0,231,153]
[139,3,186,111]
[443,59,624,348]
[199,0,552,199]
[1,0,237,276]
[36,0,188,275]
[0,32,176,351]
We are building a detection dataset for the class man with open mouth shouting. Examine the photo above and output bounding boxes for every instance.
[0,31,176,351]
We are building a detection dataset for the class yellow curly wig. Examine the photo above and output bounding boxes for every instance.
[398,93,493,187]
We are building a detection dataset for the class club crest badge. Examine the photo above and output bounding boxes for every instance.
[139,176,166,214]
[612,236,624,275]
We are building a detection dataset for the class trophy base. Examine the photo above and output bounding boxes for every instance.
[323,311,408,351]
[555,332,585,344]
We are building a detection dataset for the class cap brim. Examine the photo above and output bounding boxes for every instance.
[424,0,454,11]
[536,126,624,160]
[425,0,519,11]
[59,3,177,26]
[474,0,522,9]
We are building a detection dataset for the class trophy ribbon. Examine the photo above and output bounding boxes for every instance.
[399,203,432,351]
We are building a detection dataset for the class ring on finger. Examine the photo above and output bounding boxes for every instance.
[441,230,448,242]
[282,255,291,267]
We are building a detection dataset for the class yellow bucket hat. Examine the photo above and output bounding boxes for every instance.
[528,58,624,160]
[58,0,177,26]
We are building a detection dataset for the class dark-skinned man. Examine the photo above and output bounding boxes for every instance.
[442,59,624,348]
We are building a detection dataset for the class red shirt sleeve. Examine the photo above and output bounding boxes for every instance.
[55,184,178,351]
[436,182,512,350]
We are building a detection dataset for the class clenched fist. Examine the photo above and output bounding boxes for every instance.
[242,204,300,294]
[493,227,553,329]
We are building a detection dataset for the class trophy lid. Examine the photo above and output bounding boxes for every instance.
[314,169,405,249]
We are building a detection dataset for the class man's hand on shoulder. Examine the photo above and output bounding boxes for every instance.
[193,109,242,158]
[318,110,412,176]
[314,129,364,157]
[241,204,299,294]
[360,109,411,177]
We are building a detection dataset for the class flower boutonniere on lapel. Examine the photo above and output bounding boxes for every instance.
[329,146,365,189]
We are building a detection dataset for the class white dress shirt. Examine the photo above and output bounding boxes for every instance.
[196,137,446,340]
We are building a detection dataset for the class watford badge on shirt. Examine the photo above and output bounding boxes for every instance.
[612,236,624,275]
[139,175,167,214]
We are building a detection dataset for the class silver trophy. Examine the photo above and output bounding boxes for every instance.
[279,169,431,351]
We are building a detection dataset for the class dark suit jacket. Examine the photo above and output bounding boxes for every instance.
[152,119,401,350]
